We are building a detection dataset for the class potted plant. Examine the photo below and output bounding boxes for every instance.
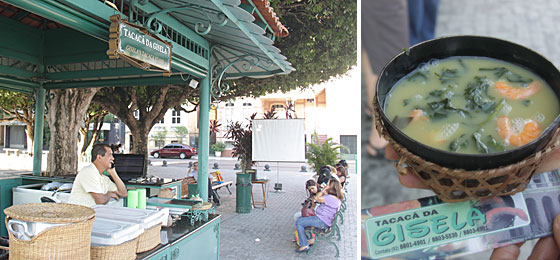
[225,113,257,213]
[225,113,257,172]
[211,142,226,157]
[306,132,347,174]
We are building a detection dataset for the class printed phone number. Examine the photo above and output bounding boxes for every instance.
[431,232,459,242]
[463,225,488,235]
[398,239,427,249]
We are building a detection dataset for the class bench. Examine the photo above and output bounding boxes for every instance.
[306,208,342,257]
[210,172,233,199]
[5,148,21,156]
[181,173,233,199]
[181,177,197,199]
[306,186,349,257]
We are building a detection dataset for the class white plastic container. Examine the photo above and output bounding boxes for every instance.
[7,219,67,241]
[91,218,143,246]
[13,184,71,205]
[91,205,165,229]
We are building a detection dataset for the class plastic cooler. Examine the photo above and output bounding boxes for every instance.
[92,205,166,253]
[90,219,143,260]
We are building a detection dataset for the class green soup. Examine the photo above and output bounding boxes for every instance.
[384,56,560,154]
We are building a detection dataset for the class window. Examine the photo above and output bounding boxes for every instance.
[306,99,314,103]
[243,103,252,106]
[272,104,284,111]
[340,135,357,154]
[155,140,165,148]
[225,102,234,107]
[172,110,181,124]
[133,110,139,119]
[158,117,164,124]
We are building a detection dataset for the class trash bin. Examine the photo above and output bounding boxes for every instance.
[236,172,252,213]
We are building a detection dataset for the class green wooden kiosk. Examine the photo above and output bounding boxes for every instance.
[0,0,292,258]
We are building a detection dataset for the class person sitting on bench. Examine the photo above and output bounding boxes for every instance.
[294,178,344,253]
[188,162,220,206]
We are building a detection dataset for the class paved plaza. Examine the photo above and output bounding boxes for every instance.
[147,158,357,259]
[362,0,560,258]
[0,154,357,259]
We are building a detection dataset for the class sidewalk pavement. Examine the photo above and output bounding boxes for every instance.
[147,158,357,259]
[362,0,559,258]
[0,155,357,259]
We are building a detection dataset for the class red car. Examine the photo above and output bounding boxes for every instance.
[150,144,197,159]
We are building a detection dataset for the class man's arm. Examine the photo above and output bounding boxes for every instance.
[106,168,128,197]
[90,191,119,205]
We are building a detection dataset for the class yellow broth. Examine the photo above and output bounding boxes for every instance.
[384,56,560,154]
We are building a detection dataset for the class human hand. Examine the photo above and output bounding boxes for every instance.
[106,168,118,176]
[108,191,120,200]
[384,145,560,189]
[490,214,560,259]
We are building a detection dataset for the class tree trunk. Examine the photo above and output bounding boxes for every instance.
[131,126,150,176]
[25,125,34,156]
[46,88,98,176]
[77,130,86,161]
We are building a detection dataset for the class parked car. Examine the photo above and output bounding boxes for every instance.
[150,144,197,159]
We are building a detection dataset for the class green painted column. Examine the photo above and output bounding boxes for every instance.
[32,86,45,176]
[197,75,210,202]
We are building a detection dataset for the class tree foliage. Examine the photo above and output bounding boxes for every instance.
[174,126,189,143]
[230,0,357,96]
[92,85,197,174]
[0,90,37,154]
[306,132,345,174]
[152,128,167,148]
[224,113,257,172]
[78,103,108,159]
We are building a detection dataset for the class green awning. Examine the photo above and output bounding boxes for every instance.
[0,0,293,91]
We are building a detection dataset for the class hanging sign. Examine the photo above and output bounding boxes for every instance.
[107,15,173,73]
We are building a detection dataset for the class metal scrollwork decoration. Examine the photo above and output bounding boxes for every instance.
[209,45,275,102]
[213,222,220,240]
[143,4,227,36]
[43,89,55,115]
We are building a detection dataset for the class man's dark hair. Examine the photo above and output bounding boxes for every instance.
[92,144,110,162]
[317,166,332,186]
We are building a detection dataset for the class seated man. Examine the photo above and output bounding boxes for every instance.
[69,144,128,207]
[187,162,220,205]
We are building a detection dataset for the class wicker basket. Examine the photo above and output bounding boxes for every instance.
[136,224,161,253]
[91,237,138,260]
[192,201,212,211]
[373,98,560,202]
[4,203,95,260]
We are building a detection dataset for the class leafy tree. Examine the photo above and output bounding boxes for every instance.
[92,85,197,175]
[209,120,221,134]
[230,0,357,96]
[78,103,108,160]
[152,128,167,148]
[46,88,99,176]
[0,90,37,155]
[174,126,189,144]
